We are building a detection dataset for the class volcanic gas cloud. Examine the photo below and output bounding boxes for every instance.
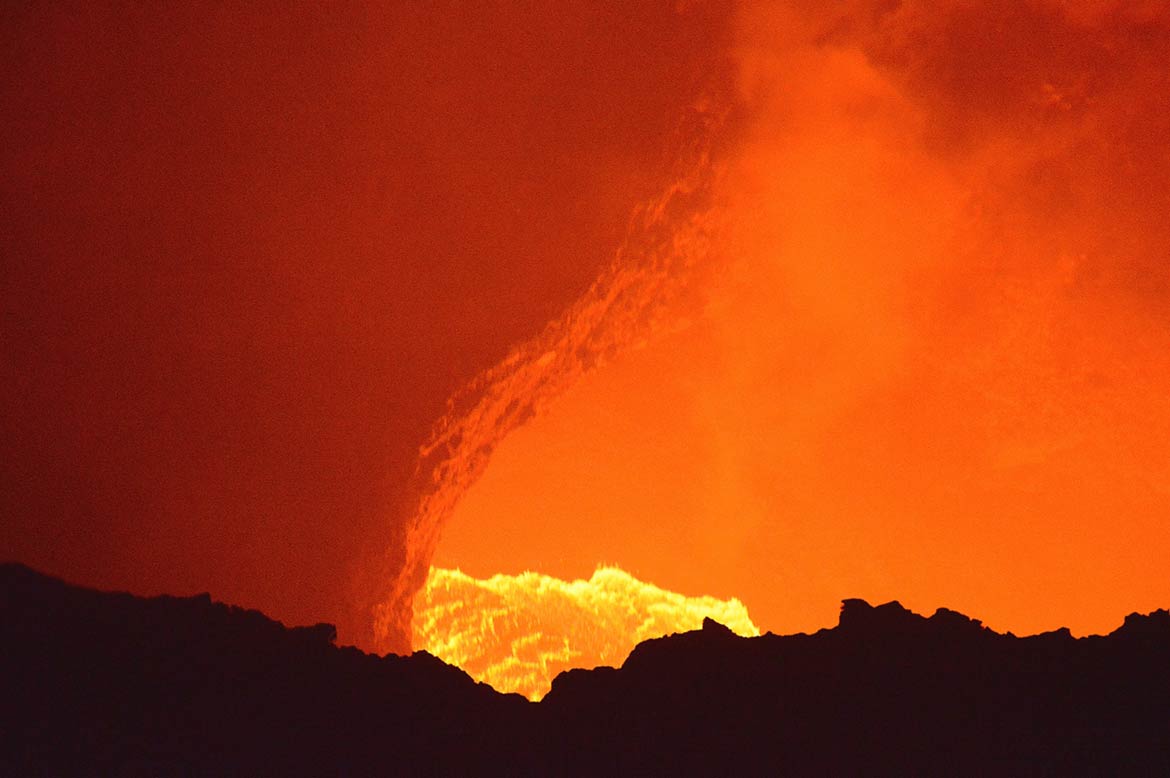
[386,0,1170,692]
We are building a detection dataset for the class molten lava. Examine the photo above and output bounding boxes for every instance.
[412,566,758,700]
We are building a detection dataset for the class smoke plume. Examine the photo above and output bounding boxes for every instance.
[419,0,1170,643]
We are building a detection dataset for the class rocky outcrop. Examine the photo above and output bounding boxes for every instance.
[3,563,1167,776]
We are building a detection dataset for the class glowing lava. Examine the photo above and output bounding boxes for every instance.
[412,566,758,700]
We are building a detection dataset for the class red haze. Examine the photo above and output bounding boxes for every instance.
[1,2,737,650]
[6,0,1169,659]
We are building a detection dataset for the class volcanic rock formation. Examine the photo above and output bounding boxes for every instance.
[2,563,1167,775]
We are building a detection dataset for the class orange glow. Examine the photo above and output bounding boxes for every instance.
[8,0,1170,668]
[371,105,733,651]
[404,0,1170,667]
[412,565,757,700]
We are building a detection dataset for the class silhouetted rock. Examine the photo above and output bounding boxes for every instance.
[0,563,534,777]
[2,564,1168,776]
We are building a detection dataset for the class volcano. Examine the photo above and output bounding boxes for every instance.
[5,3,1170,774]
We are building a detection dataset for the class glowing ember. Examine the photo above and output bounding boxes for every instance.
[412,566,758,700]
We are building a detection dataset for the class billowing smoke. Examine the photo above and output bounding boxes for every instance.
[7,1,1166,658]
[698,0,1170,635]
[408,0,1170,650]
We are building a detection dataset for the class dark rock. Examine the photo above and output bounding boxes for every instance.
[3,563,1168,776]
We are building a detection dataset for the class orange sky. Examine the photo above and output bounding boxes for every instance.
[4,1,1168,650]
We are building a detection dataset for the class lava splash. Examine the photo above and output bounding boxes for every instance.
[412,565,758,700]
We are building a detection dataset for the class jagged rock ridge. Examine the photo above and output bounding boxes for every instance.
[2,563,1167,776]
